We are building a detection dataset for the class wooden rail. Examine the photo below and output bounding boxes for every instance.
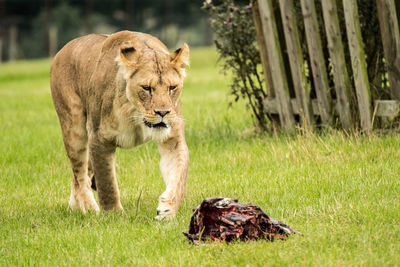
[264,98,400,118]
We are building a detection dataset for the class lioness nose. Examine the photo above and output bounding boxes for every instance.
[154,109,171,118]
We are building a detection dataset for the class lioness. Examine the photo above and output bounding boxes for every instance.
[50,31,189,219]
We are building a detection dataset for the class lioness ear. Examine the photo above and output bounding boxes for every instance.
[171,43,189,69]
[119,41,138,67]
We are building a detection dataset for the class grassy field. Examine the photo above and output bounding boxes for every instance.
[0,47,399,266]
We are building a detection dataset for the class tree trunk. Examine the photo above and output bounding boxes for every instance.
[9,24,18,61]
[125,0,134,29]
[85,0,93,34]
[0,0,6,62]
[49,25,58,57]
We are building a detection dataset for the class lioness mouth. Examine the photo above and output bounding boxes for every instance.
[143,119,168,129]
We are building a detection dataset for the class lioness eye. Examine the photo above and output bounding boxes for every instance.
[141,85,152,92]
[169,85,177,91]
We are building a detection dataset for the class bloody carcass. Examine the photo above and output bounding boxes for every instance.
[184,197,300,244]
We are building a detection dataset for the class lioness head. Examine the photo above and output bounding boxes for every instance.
[116,37,189,131]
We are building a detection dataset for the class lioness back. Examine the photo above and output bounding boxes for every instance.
[50,34,108,104]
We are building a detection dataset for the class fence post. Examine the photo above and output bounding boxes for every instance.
[300,0,332,125]
[376,0,400,100]
[343,0,372,132]
[279,0,313,129]
[251,0,275,98]
[258,0,295,130]
[321,0,354,130]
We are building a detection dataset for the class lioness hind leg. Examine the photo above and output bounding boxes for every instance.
[65,116,100,214]
[53,90,100,214]
[89,138,123,212]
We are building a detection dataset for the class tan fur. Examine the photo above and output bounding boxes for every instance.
[50,31,189,219]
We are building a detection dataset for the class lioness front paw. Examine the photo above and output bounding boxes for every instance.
[155,190,179,220]
[155,208,176,220]
[69,189,100,214]
[155,200,177,220]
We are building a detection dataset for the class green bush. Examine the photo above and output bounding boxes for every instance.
[202,0,270,130]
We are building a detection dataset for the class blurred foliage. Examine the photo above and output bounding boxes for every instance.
[0,0,210,60]
[19,2,86,59]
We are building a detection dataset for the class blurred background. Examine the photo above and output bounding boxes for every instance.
[0,0,212,61]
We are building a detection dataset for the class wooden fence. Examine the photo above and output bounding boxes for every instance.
[252,0,400,132]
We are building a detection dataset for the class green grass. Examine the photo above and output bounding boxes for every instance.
[1,47,399,266]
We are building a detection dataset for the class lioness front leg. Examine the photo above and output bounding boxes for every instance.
[156,136,189,220]
[89,136,123,211]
